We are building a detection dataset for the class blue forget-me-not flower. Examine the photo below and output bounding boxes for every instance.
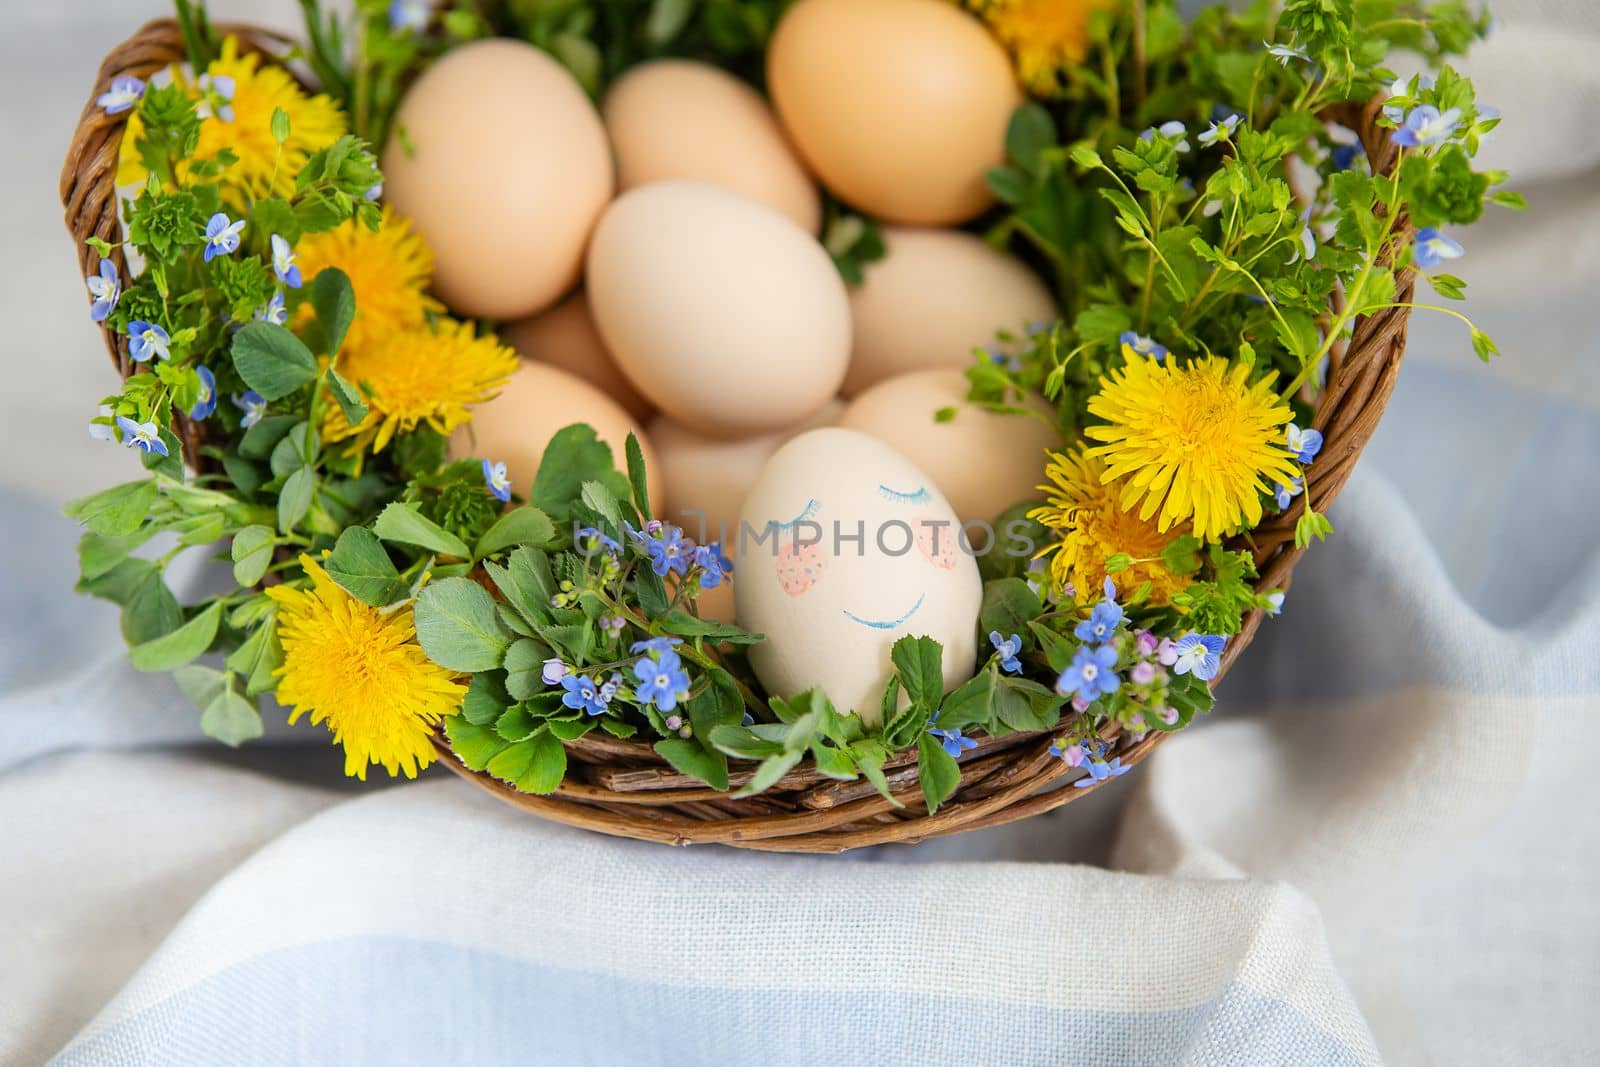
[86,260,119,323]
[190,365,218,421]
[482,459,511,503]
[270,234,302,288]
[1173,633,1226,681]
[1412,227,1464,270]
[233,390,267,429]
[116,416,168,457]
[126,320,171,363]
[203,213,245,262]
[990,631,1023,674]
[96,76,145,115]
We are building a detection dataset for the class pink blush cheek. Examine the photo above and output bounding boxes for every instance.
[775,542,826,596]
[915,515,959,571]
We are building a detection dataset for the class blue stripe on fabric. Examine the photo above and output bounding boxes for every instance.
[52,937,1371,1067]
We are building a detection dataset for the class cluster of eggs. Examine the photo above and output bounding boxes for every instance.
[382,0,1060,721]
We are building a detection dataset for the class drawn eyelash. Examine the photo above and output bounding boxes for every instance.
[877,484,931,505]
[774,499,820,529]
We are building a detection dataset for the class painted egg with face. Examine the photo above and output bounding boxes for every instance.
[734,428,981,725]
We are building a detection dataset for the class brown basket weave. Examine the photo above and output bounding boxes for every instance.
[64,19,1414,853]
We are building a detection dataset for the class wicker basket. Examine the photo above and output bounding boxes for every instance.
[63,19,1414,853]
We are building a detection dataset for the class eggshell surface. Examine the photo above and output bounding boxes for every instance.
[603,60,820,233]
[767,0,1022,225]
[382,39,613,320]
[844,227,1057,395]
[586,182,850,436]
[451,360,660,505]
[840,369,1059,524]
[735,428,981,724]
[500,290,654,422]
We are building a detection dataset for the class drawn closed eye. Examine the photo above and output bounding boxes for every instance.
[878,484,931,505]
[774,499,820,529]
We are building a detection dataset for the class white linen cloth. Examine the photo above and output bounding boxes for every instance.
[2,2,1596,1064]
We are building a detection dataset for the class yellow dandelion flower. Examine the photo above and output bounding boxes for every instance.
[1029,446,1186,604]
[323,317,518,456]
[293,208,443,356]
[1084,355,1298,543]
[964,0,1112,94]
[117,36,346,197]
[267,556,465,780]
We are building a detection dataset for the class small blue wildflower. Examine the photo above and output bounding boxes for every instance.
[270,234,302,288]
[116,416,168,457]
[1382,76,1430,123]
[1285,422,1323,464]
[1056,644,1121,701]
[482,459,511,503]
[560,673,610,717]
[255,290,287,325]
[1392,105,1462,148]
[576,526,622,556]
[631,636,683,656]
[1119,330,1168,361]
[233,390,267,429]
[599,614,626,639]
[365,183,383,202]
[1072,756,1130,789]
[96,76,145,115]
[1173,633,1226,681]
[1412,227,1464,270]
[1074,583,1123,644]
[189,365,217,421]
[541,658,567,685]
[693,542,734,589]
[928,722,978,759]
[389,0,430,33]
[197,73,235,122]
[1265,41,1310,66]
[599,672,624,703]
[641,523,693,576]
[126,321,170,363]
[1265,591,1286,617]
[633,649,691,713]
[203,212,245,262]
[1331,141,1366,171]
[989,631,1023,674]
[1198,113,1241,146]
[1273,477,1303,511]
[86,260,120,322]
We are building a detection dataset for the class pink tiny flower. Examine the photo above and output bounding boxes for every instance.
[1071,695,1090,713]
[1135,629,1158,656]
[1157,706,1179,726]
[1130,661,1156,685]
[1156,638,1179,666]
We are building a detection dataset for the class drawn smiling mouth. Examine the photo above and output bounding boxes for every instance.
[842,593,926,630]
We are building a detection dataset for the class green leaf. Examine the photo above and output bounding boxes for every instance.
[658,610,763,645]
[309,267,355,356]
[994,675,1060,732]
[645,0,695,45]
[654,738,730,790]
[708,723,784,761]
[503,637,551,701]
[917,732,961,814]
[128,601,221,671]
[495,703,542,743]
[636,567,670,617]
[173,664,228,709]
[475,506,556,559]
[270,106,290,144]
[277,467,314,533]
[231,525,275,586]
[323,526,407,606]
[580,480,623,535]
[733,750,803,798]
[446,716,510,770]
[373,502,471,558]
[413,576,513,671]
[1028,622,1078,673]
[67,480,157,537]
[239,414,297,459]
[891,636,945,712]
[201,686,263,747]
[625,433,653,520]
[1160,535,1204,576]
[326,368,368,427]
[463,672,511,726]
[231,322,318,401]
[121,568,182,645]
[1006,103,1057,176]
[979,578,1044,639]
[531,424,616,522]
[78,530,154,581]
[486,728,567,794]
[484,546,555,628]
[269,421,315,478]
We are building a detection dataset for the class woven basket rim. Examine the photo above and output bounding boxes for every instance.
[61,18,1416,852]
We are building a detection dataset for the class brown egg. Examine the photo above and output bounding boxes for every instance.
[839,369,1059,524]
[843,227,1057,395]
[382,40,613,320]
[451,360,661,506]
[768,0,1022,226]
[499,290,654,423]
[603,60,820,233]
